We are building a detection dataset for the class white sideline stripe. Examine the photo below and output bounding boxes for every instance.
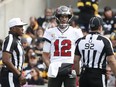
[8,73,14,87]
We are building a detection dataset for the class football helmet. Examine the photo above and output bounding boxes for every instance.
[55,6,73,28]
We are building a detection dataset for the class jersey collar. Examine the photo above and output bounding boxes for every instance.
[57,26,69,34]
[89,32,100,35]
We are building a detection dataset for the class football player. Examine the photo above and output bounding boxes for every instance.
[42,5,83,87]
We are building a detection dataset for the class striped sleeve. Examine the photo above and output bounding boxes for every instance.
[2,35,14,53]
[75,38,81,56]
[104,37,114,56]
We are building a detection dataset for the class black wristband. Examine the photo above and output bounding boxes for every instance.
[18,73,21,78]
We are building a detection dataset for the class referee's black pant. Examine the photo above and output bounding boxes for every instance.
[79,68,107,87]
[0,67,20,87]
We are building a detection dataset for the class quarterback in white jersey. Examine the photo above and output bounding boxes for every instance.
[43,26,83,64]
[42,5,83,87]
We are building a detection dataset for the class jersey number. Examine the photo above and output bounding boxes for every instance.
[85,43,94,50]
[54,39,71,56]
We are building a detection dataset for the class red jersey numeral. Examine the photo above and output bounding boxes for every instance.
[54,39,71,56]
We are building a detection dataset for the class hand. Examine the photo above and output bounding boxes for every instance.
[18,75,26,85]
[77,76,80,81]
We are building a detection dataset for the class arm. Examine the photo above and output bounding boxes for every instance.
[2,52,21,76]
[74,55,81,76]
[42,52,50,68]
[2,52,26,85]
[106,55,116,76]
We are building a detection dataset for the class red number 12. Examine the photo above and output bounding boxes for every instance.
[54,39,71,56]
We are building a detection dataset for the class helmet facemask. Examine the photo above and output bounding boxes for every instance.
[55,6,73,29]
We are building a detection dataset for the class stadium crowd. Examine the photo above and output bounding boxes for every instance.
[0,0,116,87]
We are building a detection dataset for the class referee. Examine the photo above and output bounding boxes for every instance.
[0,18,27,87]
[74,16,116,87]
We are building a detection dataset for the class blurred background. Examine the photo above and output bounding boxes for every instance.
[0,0,116,87]
[0,0,115,39]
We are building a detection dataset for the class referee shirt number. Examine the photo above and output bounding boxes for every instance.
[85,43,94,50]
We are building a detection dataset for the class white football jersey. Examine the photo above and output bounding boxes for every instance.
[43,26,83,64]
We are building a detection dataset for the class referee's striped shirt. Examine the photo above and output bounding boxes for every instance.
[75,32,114,69]
[2,31,24,71]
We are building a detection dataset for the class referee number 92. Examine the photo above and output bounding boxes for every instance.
[85,43,94,50]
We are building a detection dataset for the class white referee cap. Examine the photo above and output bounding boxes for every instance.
[8,18,27,28]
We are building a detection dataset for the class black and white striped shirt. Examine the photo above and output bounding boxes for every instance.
[75,32,114,69]
[2,31,24,71]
